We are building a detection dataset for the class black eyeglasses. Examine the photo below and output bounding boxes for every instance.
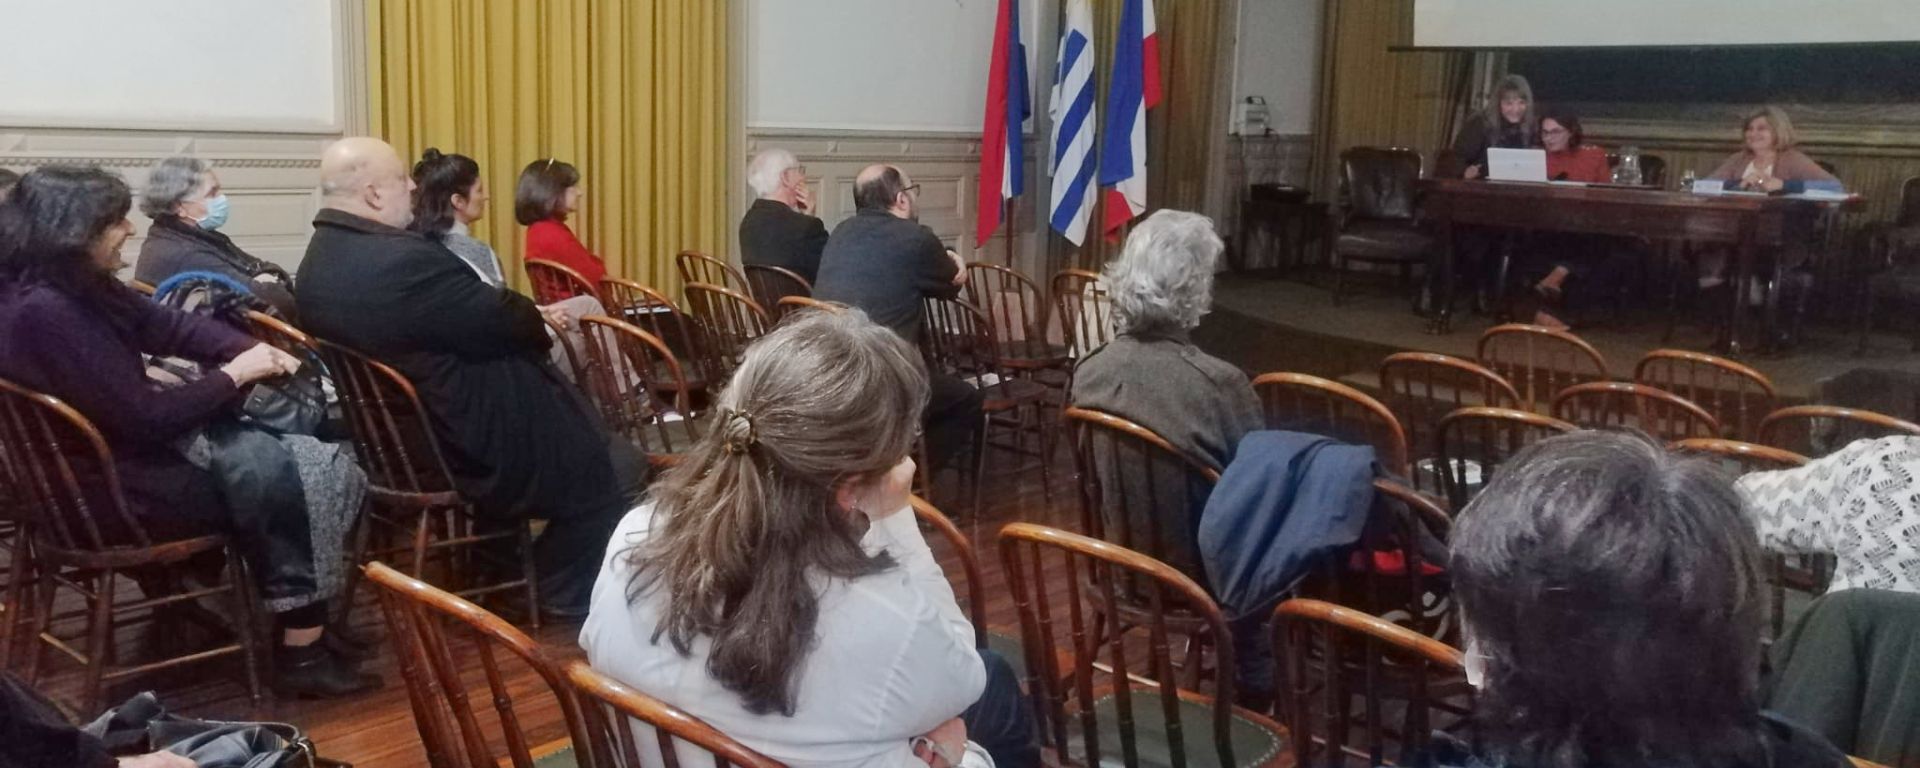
[902,184,922,197]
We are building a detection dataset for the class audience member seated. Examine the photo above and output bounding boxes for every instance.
[814,164,981,474]
[1435,430,1850,768]
[0,166,374,696]
[740,148,828,283]
[408,148,604,376]
[1765,588,1920,765]
[296,138,643,616]
[1447,74,1536,180]
[516,157,607,286]
[1070,209,1260,575]
[1527,109,1622,330]
[582,309,1038,768]
[133,157,297,318]
[1737,435,1920,595]
[2,671,196,768]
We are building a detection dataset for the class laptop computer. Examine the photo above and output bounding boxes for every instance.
[1486,147,1548,183]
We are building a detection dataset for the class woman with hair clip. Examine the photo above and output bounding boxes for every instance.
[1429,430,1851,768]
[516,157,607,285]
[411,149,606,369]
[581,309,1038,768]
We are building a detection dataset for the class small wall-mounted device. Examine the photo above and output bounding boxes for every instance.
[1235,96,1271,136]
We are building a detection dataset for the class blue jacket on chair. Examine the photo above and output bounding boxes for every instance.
[1199,430,1377,621]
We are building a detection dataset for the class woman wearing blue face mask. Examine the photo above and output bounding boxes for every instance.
[135,156,297,318]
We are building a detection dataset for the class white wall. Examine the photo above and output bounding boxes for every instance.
[744,0,1045,133]
[1415,0,1920,48]
[1230,0,1321,136]
[0,0,365,272]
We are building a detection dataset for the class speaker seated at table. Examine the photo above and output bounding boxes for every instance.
[1332,147,1433,305]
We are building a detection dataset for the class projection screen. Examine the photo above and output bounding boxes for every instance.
[1413,0,1920,49]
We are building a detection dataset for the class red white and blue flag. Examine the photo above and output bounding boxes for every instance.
[976,0,1031,247]
[1098,0,1160,238]
[1047,0,1098,246]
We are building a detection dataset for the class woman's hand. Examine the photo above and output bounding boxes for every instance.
[1463,164,1483,180]
[119,752,199,768]
[219,343,298,386]
[843,455,917,522]
[539,303,578,330]
[912,718,968,768]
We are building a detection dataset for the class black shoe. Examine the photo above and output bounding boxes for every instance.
[322,622,380,662]
[274,643,382,698]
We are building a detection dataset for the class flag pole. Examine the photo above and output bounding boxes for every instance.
[1002,199,1016,269]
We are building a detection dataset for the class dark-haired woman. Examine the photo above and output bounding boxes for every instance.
[582,309,1037,768]
[1429,430,1850,768]
[516,158,606,285]
[412,150,610,380]
[1525,110,1618,330]
[0,166,376,697]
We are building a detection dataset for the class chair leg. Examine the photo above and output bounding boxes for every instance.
[82,570,116,716]
[226,552,264,708]
[1033,402,1054,506]
[971,411,991,520]
[409,511,432,577]
[335,501,375,626]
[25,562,56,684]
[1332,254,1348,306]
[0,535,28,670]
[521,522,541,631]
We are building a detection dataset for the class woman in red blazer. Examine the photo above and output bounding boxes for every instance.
[516,158,607,285]
[1529,110,1621,329]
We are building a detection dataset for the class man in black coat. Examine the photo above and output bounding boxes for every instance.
[738,147,828,283]
[814,163,982,474]
[295,138,642,615]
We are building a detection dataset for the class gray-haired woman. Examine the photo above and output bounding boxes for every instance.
[1449,73,1537,180]
[1431,430,1851,768]
[134,156,297,317]
[1069,209,1261,576]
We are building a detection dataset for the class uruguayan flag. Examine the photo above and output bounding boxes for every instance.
[1048,0,1098,246]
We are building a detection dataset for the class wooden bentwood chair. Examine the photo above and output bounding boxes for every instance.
[1378,352,1520,492]
[681,283,770,382]
[1476,324,1609,413]
[1434,407,1578,509]
[1634,349,1776,441]
[1051,269,1113,359]
[598,277,717,413]
[999,523,1288,768]
[365,561,585,768]
[1757,405,1920,459]
[566,661,781,768]
[1253,372,1411,477]
[316,339,541,626]
[743,265,813,321]
[1671,438,1817,638]
[1549,382,1720,442]
[921,295,1054,518]
[575,316,702,457]
[1272,598,1468,768]
[526,258,598,305]
[0,377,262,714]
[675,251,747,294]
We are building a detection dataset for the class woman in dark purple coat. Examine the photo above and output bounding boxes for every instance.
[0,166,373,696]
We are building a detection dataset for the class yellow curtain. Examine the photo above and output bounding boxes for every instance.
[1308,0,1467,195]
[365,0,729,295]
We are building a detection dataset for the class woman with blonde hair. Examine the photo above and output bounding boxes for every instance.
[1706,106,1839,192]
[581,308,1037,768]
[1449,73,1537,180]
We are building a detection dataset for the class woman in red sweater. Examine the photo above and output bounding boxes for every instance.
[516,158,607,285]
[1529,110,1620,329]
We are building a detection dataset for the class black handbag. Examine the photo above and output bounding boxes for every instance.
[151,270,327,435]
[84,691,335,768]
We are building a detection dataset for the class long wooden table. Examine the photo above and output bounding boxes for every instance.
[1420,179,1854,354]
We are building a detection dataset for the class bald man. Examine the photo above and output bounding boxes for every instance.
[296,138,643,617]
[814,164,980,476]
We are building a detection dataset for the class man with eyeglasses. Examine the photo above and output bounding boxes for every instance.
[739,148,829,283]
[815,164,978,480]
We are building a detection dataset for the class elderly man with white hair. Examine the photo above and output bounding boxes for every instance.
[739,148,828,283]
[1069,209,1261,574]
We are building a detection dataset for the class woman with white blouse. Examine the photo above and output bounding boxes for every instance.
[581,308,1037,768]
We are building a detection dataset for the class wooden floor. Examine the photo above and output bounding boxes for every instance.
[7,449,1078,768]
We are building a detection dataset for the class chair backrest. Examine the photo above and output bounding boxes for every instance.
[998,522,1244,767]
[675,251,747,293]
[1434,407,1578,509]
[546,316,589,386]
[1051,269,1113,359]
[743,265,812,320]
[1638,154,1668,188]
[774,295,842,317]
[1340,147,1423,221]
[526,258,598,305]
[1758,405,1920,458]
[1476,324,1610,412]
[919,295,1012,383]
[365,561,585,768]
[1252,372,1410,476]
[682,283,770,380]
[313,337,462,502]
[576,316,700,455]
[0,377,150,553]
[564,660,781,768]
[1550,382,1720,441]
[911,495,987,648]
[1378,352,1520,488]
[965,262,1050,346]
[1671,438,1809,474]
[127,279,157,296]
[1063,406,1221,576]
[599,278,717,387]
[1899,176,1920,229]
[1634,349,1776,441]
[1272,598,1466,768]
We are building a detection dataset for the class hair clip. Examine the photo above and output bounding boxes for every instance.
[720,408,758,455]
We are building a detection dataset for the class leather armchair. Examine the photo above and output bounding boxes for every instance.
[1332,147,1432,305]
